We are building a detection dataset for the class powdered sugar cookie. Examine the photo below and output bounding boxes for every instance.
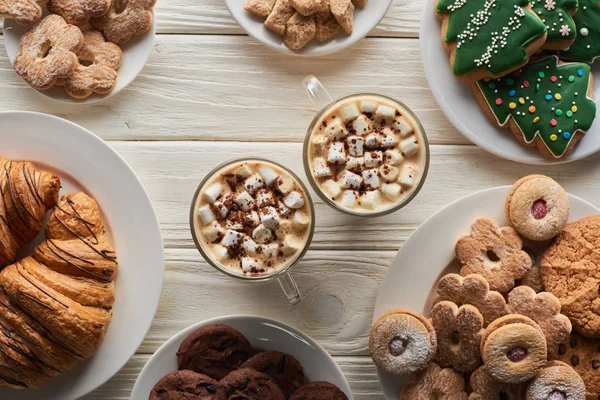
[555,333,600,398]
[90,0,156,45]
[401,363,468,400]
[525,360,585,400]
[0,0,46,25]
[455,218,532,294]
[369,309,437,376]
[435,273,508,326]
[48,0,111,26]
[469,365,523,400]
[432,301,484,372]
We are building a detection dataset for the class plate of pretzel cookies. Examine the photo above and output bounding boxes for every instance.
[2,0,157,102]
[372,174,600,398]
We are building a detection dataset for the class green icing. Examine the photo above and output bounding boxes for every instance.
[436,0,547,77]
[530,0,578,43]
[559,0,600,62]
[476,56,596,157]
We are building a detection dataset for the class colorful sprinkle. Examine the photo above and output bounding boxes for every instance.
[538,72,545,78]
[550,134,558,141]
[536,84,541,91]
[550,119,558,127]
[566,110,573,117]
[556,109,563,116]
[578,69,584,77]
[572,105,578,112]
[568,75,575,82]
[533,117,540,123]
[550,76,557,83]
[519,97,525,105]
[509,102,517,109]
[545,94,552,101]
[563,132,571,139]
[507,78,515,85]
[495,98,503,106]
[580,28,589,37]
[523,80,530,88]
[555,93,562,100]
[488,82,496,89]
[509,90,516,97]
[529,106,536,113]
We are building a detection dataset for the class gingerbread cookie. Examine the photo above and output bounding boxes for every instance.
[0,0,45,25]
[435,0,547,81]
[90,0,156,45]
[469,365,523,400]
[13,14,83,90]
[525,360,585,400]
[555,333,600,398]
[541,215,600,338]
[369,309,437,376]
[241,351,304,398]
[432,301,484,372]
[559,0,600,62]
[289,382,348,400]
[176,324,254,380]
[149,370,226,400]
[401,363,468,400]
[59,30,122,99]
[220,368,284,400]
[474,56,597,159]
[435,273,508,326]
[455,218,532,294]
[507,286,572,358]
[530,0,577,50]
[481,315,548,383]
[48,0,111,26]
[505,175,570,241]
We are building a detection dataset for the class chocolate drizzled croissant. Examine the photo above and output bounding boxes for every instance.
[0,158,61,268]
[0,192,118,389]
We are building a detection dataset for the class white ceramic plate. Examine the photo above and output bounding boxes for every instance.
[131,315,354,400]
[3,10,155,103]
[225,0,392,56]
[0,111,164,400]
[420,0,600,165]
[372,186,599,398]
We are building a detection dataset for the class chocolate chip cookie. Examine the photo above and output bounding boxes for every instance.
[149,370,226,400]
[177,324,254,380]
[241,351,305,398]
[220,368,285,400]
[555,333,600,398]
[289,381,349,400]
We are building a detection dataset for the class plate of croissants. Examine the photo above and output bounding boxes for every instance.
[0,111,164,399]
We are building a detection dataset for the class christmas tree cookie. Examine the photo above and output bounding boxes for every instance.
[530,0,578,50]
[559,0,600,62]
[436,0,548,82]
[474,56,596,159]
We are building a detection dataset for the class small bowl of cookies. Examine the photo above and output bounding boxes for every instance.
[2,0,157,103]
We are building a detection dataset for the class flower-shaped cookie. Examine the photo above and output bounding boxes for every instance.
[60,30,122,99]
[432,301,484,372]
[525,360,585,400]
[401,363,468,400]
[0,0,46,25]
[455,218,532,294]
[90,0,156,45]
[436,273,508,326]
[14,14,83,90]
[469,366,523,400]
[48,0,111,26]
[508,286,572,358]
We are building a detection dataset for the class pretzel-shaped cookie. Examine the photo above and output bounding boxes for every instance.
[0,0,46,25]
[90,0,156,45]
[48,0,112,26]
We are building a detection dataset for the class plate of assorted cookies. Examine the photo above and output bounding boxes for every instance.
[421,0,600,164]
[2,0,157,102]
[372,174,600,398]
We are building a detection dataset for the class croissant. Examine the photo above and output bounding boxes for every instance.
[0,157,61,267]
[0,192,118,388]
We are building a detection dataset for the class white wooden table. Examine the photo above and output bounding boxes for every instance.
[2,1,600,398]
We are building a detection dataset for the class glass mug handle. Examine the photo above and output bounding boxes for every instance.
[303,75,333,110]
[277,272,302,304]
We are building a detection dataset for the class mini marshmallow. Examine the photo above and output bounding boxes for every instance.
[353,115,372,135]
[365,151,383,168]
[203,183,222,203]
[241,257,261,272]
[346,156,365,172]
[221,229,242,247]
[259,206,280,229]
[276,220,291,238]
[381,183,402,201]
[339,170,363,189]
[380,165,399,182]
[365,133,381,148]
[278,200,292,216]
[360,100,378,113]
[203,221,225,242]
[312,135,329,155]
[384,150,404,165]
[361,191,380,210]
[244,174,265,195]
[235,191,255,211]
[225,219,244,231]
[243,237,259,254]
[399,162,419,187]
[313,157,331,178]
[393,116,414,137]
[362,169,380,189]
[284,191,305,209]
[400,136,420,157]
[293,211,310,227]
[252,224,273,244]
[215,245,229,261]
[263,243,279,258]
[256,190,275,208]
[259,166,280,186]
[339,103,361,121]
[277,175,295,194]
[234,165,252,178]
[322,179,342,198]
[281,235,299,256]
[327,142,346,164]
[246,210,260,227]
[376,104,396,121]
[214,196,231,218]
[341,190,357,207]
[197,205,215,225]
[380,128,399,148]
[326,117,348,141]
[347,136,364,156]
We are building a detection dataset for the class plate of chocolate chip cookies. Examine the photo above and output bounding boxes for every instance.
[371,174,600,398]
[131,315,353,400]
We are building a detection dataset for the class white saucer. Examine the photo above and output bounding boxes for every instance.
[372,185,599,398]
[225,0,392,56]
[131,315,354,400]
[0,111,164,399]
[3,10,155,103]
